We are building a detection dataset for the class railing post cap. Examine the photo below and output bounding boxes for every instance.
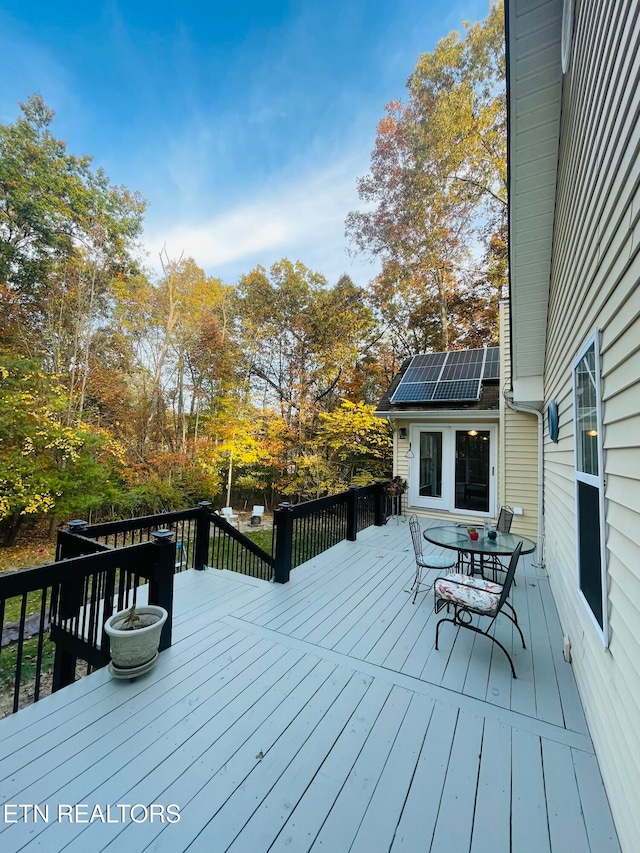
[153,529,175,542]
[348,484,358,490]
[67,519,88,531]
[198,500,212,508]
[277,502,292,510]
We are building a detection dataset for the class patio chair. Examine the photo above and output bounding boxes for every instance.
[434,541,525,678]
[408,515,457,603]
[496,505,514,533]
[221,507,239,528]
[250,505,265,526]
[483,505,515,582]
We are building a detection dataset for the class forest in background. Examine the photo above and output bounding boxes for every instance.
[0,3,505,546]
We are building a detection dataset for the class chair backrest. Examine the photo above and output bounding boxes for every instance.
[408,514,423,561]
[496,541,523,611]
[252,505,265,516]
[496,505,514,533]
[222,507,234,516]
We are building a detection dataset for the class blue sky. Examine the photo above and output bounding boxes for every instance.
[0,0,492,287]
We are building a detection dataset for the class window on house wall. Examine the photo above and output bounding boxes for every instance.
[573,331,608,644]
[409,424,496,516]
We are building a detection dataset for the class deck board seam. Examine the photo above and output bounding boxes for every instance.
[221,614,595,753]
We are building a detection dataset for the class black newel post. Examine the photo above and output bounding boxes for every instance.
[56,518,88,561]
[53,519,87,691]
[374,481,387,526]
[194,501,212,570]
[347,485,359,542]
[150,529,175,651]
[273,502,293,584]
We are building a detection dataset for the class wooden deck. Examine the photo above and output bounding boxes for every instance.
[0,519,620,852]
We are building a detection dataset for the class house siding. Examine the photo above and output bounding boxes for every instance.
[544,2,640,849]
[500,300,539,541]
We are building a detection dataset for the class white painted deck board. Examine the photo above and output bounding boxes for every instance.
[471,719,512,853]
[429,710,485,852]
[511,728,552,853]
[348,690,434,853]
[309,684,414,851]
[0,522,620,852]
[267,677,396,853]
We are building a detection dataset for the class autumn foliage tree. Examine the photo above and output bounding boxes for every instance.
[237,261,377,441]
[346,1,506,357]
[3,52,523,538]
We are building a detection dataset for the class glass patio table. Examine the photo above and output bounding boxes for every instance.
[423,525,536,576]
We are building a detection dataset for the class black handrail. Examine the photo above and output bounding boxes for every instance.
[207,513,274,580]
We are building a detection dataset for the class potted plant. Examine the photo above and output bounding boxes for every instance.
[467,526,479,541]
[104,601,168,678]
[385,476,407,497]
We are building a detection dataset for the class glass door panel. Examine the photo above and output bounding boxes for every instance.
[419,432,443,497]
[454,430,490,512]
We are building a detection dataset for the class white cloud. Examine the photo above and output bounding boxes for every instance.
[143,147,378,286]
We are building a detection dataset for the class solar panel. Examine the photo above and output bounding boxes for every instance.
[483,347,500,380]
[440,349,484,381]
[402,352,447,383]
[390,381,437,403]
[390,346,499,405]
[431,379,481,401]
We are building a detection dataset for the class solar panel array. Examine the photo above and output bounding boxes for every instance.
[390,347,499,404]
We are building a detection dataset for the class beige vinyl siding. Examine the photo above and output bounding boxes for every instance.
[503,410,538,539]
[543,2,640,848]
[499,300,539,541]
[395,431,410,517]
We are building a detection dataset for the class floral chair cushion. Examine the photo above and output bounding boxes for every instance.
[434,573,502,615]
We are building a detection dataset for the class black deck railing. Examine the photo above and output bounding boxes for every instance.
[0,481,390,715]
[272,482,386,582]
[0,531,175,715]
[72,506,203,570]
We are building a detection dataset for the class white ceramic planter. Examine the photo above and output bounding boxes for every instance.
[104,605,168,672]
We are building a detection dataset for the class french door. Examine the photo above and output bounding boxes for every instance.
[409,424,496,516]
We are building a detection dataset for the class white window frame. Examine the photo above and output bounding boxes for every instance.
[572,329,608,646]
[561,0,575,74]
[408,423,497,517]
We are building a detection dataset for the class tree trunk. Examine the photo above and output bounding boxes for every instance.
[226,451,233,507]
[2,513,23,547]
[435,269,450,351]
[48,514,58,539]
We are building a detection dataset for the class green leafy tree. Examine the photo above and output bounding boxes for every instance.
[0,94,146,392]
[0,355,125,544]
